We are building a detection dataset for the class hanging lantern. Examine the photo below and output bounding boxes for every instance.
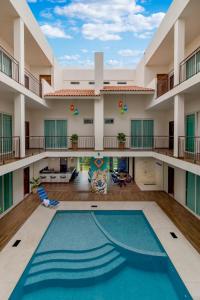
[73,108,79,116]
[70,104,75,112]
[118,100,123,108]
[120,107,125,114]
[124,104,128,112]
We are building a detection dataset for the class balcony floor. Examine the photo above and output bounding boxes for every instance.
[0,179,199,255]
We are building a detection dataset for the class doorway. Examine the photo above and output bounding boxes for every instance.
[24,167,30,196]
[169,121,174,150]
[25,121,30,150]
[168,167,174,195]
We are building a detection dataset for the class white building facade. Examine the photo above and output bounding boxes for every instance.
[0,0,200,219]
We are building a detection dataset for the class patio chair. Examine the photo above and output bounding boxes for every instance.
[37,187,59,207]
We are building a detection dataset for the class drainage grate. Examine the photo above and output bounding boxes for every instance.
[170,232,178,239]
[12,240,21,247]
[91,205,98,208]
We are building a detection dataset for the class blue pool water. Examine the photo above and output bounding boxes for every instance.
[10,211,192,299]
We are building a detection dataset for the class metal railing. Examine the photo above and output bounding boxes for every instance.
[0,45,19,82]
[179,136,200,162]
[26,136,95,152]
[180,46,200,83]
[0,137,20,164]
[24,69,42,97]
[104,136,172,150]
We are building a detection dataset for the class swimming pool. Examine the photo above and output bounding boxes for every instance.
[10,211,192,299]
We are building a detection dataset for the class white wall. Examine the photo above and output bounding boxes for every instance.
[29,99,94,137]
[13,168,24,205]
[104,94,168,136]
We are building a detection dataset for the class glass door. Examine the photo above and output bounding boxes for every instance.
[186,114,195,152]
[131,120,142,148]
[44,120,67,149]
[186,172,196,212]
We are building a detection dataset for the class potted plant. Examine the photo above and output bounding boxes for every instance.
[71,134,78,150]
[30,177,40,194]
[117,133,126,149]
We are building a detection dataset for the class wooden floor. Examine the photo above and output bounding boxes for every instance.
[0,175,200,254]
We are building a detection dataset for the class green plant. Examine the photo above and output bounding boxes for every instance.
[117,133,126,144]
[30,177,40,190]
[70,134,78,143]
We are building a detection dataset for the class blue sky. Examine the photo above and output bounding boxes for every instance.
[27,0,173,68]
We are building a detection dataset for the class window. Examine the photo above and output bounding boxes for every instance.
[0,113,12,153]
[104,81,110,85]
[0,51,12,78]
[70,81,80,85]
[84,119,93,124]
[117,81,127,85]
[89,81,95,85]
[186,172,200,216]
[0,172,13,214]
[105,118,114,124]
[131,119,154,148]
[44,120,67,149]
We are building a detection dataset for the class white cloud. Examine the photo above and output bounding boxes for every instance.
[59,54,80,61]
[40,24,72,39]
[118,49,143,57]
[54,0,165,41]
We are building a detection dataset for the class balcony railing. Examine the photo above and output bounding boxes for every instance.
[26,136,95,153]
[0,137,20,164]
[24,69,42,97]
[179,136,200,162]
[180,46,200,83]
[0,45,19,82]
[104,136,172,150]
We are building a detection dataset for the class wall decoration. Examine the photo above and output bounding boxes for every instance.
[118,97,128,114]
[89,157,109,194]
[70,104,79,116]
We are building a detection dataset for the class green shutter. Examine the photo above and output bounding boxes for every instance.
[44,120,56,149]
[131,120,142,148]
[196,175,200,216]
[186,114,195,152]
[2,53,12,77]
[44,120,67,149]
[186,56,196,79]
[0,176,3,213]
[56,120,67,148]
[186,172,196,212]
[3,173,13,211]
[196,51,200,74]
[143,120,154,148]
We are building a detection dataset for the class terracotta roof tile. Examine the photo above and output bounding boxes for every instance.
[45,85,154,98]
[102,85,154,92]
[45,89,98,97]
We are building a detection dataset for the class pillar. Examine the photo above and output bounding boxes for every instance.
[174,94,185,157]
[14,17,25,84]
[174,18,185,86]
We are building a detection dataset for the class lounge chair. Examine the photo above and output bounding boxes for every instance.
[37,187,59,207]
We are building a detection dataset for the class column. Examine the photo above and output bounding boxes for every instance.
[14,17,25,84]
[174,18,185,86]
[174,94,185,157]
[94,52,104,150]
[94,96,104,150]
[14,94,25,157]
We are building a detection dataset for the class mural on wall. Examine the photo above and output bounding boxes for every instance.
[90,158,109,194]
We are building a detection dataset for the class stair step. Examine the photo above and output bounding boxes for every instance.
[29,250,120,275]
[33,244,114,264]
[25,256,126,288]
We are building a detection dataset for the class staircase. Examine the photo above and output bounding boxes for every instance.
[24,243,126,291]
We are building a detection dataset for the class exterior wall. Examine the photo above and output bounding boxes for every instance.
[104,94,168,137]
[29,99,94,137]
[134,157,164,190]
[62,69,135,88]
[163,163,186,207]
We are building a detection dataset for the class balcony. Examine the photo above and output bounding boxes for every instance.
[180,46,200,83]
[0,45,19,82]
[25,136,95,155]
[0,137,20,165]
[179,136,200,163]
[24,69,42,97]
